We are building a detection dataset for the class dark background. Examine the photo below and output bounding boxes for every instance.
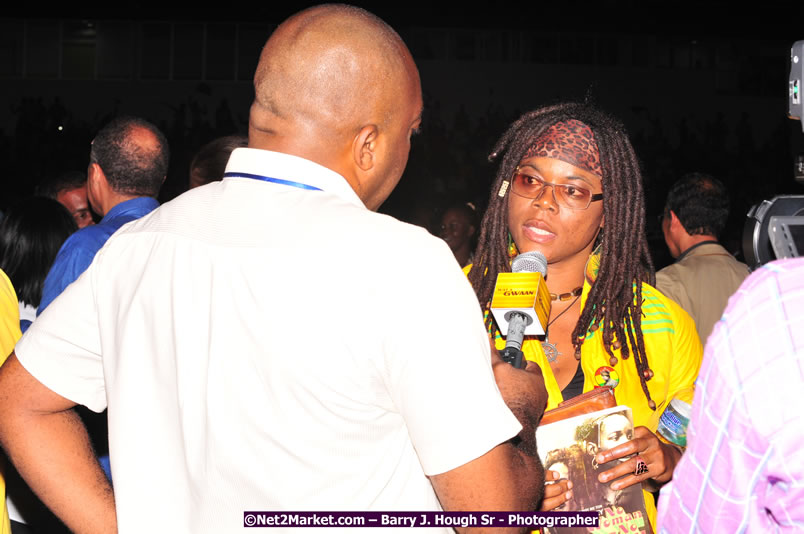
[2,3,803,267]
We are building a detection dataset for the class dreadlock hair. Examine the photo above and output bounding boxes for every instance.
[468,102,658,410]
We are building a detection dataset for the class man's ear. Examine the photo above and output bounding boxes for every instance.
[669,210,684,233]
[352,124,378,172]
[87,162,104,190]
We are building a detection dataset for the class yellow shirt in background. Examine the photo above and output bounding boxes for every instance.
[0,269,22,534]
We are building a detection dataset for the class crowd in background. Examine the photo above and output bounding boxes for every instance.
[3,93,802,272]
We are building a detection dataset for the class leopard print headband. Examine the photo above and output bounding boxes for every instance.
[523,119,602,177]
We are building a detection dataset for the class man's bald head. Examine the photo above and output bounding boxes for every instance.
[252,5,409,136]
[248,5,422,209]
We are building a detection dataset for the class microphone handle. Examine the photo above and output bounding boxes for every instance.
[501,312,527,369]
[500,346,525,369]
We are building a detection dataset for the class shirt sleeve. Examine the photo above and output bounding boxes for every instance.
[382,240,522,476]
[665,295,702,404]
[15,254,106,412]
[658,260,804,532]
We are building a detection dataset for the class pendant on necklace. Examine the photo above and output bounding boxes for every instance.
[542,340,561,363]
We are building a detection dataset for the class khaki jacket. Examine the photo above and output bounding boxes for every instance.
[656,242,750,345]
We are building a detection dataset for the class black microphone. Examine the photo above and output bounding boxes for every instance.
[490,251,550,368]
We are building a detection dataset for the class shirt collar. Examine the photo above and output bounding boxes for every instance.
[224,148,365,208]
[675,240,721,262]
[101,196,159,223]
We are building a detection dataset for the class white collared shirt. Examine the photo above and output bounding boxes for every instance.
[17,148,520,533]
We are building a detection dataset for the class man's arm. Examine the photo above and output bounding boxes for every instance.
[0,352,116,534]
[430,354,548,533]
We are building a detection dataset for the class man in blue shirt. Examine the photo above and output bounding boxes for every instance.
[38,116,169,314]
[35,116,168,482]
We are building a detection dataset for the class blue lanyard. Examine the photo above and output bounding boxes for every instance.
[223,172,322,191]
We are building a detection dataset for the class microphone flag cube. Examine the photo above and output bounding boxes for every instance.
[490,272,551,337]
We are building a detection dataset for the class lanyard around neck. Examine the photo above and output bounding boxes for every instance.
[223,172,322,191]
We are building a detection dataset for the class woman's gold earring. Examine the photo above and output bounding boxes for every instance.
[507,232,518,259]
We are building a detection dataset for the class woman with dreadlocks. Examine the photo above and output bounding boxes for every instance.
[468,103,702,525]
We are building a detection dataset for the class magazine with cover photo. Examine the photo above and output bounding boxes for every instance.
[536,405,651,534]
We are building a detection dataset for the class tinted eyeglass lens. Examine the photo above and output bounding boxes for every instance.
[512,172,592,209]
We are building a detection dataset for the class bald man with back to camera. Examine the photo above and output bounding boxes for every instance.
[0,5,547,534]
